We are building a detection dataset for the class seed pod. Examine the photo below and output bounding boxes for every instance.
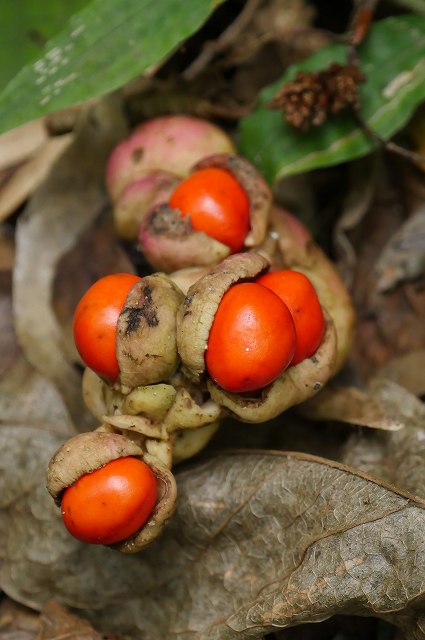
[113,171,179,241]
[106,115,236,202]
[176,251,339,423]
[116,273,184,391]
[82,365,223,464]
[47,431,177,553]
[193,153,271,248]
[176,252,269,383]
[139,205,231,273]
[207,310,337,422]
[269,207,356,372]
[138,154,272,273]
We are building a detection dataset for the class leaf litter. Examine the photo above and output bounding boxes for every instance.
[1,427,425,639]
[1,3,425,640]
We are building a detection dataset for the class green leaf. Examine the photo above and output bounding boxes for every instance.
[0,0,88,90]
[238,15,425,184]
[0,0,221,135]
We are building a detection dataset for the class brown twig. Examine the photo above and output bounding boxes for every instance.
[353,111,425,164]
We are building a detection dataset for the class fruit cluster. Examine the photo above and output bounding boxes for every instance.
[47,115,355,553]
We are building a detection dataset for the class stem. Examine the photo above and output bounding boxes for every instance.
[388,0,425,15]
[354,111,425,164]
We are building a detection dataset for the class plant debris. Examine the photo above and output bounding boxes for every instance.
[267,64,365,131]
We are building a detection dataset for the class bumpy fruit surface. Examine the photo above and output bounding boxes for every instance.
[61,456,157,545]
[169,167,250,253]
[205,282,296,393]
[73,273,141,381]
[257,270,325,365]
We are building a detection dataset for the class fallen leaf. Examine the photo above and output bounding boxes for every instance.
[334,155,378,287]
[2,425,425,639]
[0,357,75,434]
[52,208,134,363]
[12,96,127,428]
[0,134,72,223]
[375,206,425,292]
[36,601,115,640]
[377,349,425,397]
[342,380,425,498]
[0,119,47,173]
[298,379,405,430]
[348,163,425,380]
[0,228,19,377]
[0,225,14,272]
[0,598,39,640]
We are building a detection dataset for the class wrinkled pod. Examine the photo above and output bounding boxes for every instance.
[106,115,236,240]
[265,207,356,373]
[138,153,272,272]
[176,251,339,423]
[47,431,176,553]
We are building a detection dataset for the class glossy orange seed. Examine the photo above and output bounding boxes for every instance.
[205,282,296,393]
[61,456,157,545]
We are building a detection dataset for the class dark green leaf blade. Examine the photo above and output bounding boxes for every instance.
[0,0,88,89]
[0,0,221,134]
[238,15,425,183]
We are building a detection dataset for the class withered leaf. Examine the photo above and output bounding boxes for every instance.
[1,426,425,639]
[377,349,425,397]
[0,598,39,640]
[0,357,74,434]
[36,601,112,640]
[375,207,425,292]
[12,96,127,428]
[0,134,72,223]
[299,378,404,431]
[0,229,19,377]
[343,380,425,498]
[0,119,47,173]
[349,165,425,379]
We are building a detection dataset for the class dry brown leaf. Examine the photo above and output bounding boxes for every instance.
[0,229,19,378]
[52,209,134,363]
[35,601,114,640]
[12,96,127,428]
[334,156,378,287]
[298,379,404,430]
[342,381,425,498]
[0,357,74,434]
[0,120,47,173]
[0,226,14,272]
[377,349,425,397]
[2,425,425,639]
[0,134,72,223]
[375,206,425,292]
[0,598,39,640]
[348,165,425,381]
